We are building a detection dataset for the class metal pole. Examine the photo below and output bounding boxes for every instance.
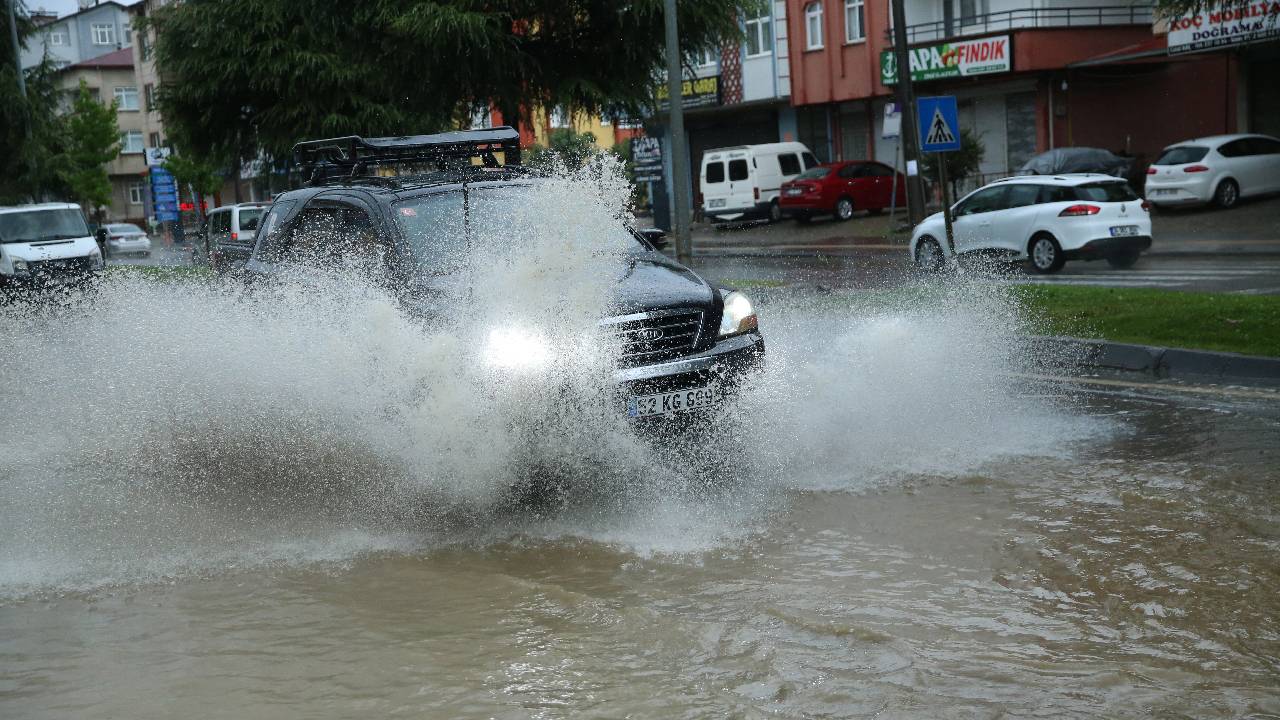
[938,155,955,261]
[663,0,691,264]
[8,0,25,97]
[885,136,900,240]
[890,0,924,227]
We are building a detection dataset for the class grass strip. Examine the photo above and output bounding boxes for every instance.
[105,264,213,281]
[1015,285,1280,358]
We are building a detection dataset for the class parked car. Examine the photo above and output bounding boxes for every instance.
[246,128,764,422]
[700,142,818,223]
[0,203,103,289]
[1145,134,1280,209]
[204,202,269,272]
[103,223,153,257]
[910,174,1151,274]
[779,161,907,222]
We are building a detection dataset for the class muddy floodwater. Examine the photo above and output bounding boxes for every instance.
[1,176,1278,717]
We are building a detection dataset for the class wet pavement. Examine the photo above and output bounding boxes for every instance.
[2,282,1278,719]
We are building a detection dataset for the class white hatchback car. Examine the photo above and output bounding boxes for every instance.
[1145,134,1280,209]
[910,174,1151,274]
[103,223,153,257]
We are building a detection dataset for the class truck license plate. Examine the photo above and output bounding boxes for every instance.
[709,199,726,208]
[627,384,719,417]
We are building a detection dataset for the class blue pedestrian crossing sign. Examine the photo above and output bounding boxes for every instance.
[918,96,961,153]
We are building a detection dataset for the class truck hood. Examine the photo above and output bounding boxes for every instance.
[3,237,99,261]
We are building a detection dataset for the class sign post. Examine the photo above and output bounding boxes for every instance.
[917,96,961,261]
[882,103,902,240]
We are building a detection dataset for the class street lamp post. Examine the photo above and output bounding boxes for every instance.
[889,0,924,227]
[7,0,25,97]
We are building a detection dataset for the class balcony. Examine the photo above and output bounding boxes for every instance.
[889,4,1155,44]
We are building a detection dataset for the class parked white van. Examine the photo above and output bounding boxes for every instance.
[700,142,819,223]
[0,203,103,288]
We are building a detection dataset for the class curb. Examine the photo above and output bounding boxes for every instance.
[1031,336,1280,384]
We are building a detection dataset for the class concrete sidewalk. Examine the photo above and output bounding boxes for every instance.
[644,194,1280,258]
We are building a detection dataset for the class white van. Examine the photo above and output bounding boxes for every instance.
[701,142,819,223]
[0,203,104,287]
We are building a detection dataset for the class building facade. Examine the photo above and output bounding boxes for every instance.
[784,0,1270,191]
[57,47,148,225]
[19,0,133,70]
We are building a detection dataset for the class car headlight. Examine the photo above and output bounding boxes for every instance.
[718,290,758,338]
[12,259,28,274]
[484,328,552,371]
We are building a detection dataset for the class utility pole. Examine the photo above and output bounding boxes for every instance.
[663,0,691,264]
[889,0,923,227]
[7,0,25,97]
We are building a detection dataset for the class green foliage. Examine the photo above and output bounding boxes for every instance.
[1,3,71,203]
[921,127,985,184]
[141,0,744,168]
[528,127,599,169]
[61,80,120,213]
[163,154,223,197]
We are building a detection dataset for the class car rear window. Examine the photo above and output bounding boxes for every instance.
[795,166,831,180]
[237,208,266,232]
[728,159,749,181]
[705,161,725,184]
[1155,146,1208,165]
[1074,181,1138,203]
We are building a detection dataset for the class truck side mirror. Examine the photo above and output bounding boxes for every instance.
[638,227,668,250]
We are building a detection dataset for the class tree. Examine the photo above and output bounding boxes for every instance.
[140,0,744,169]
[1,2,71,203]
[921,127,985,192]
[61,80,120,217]
[528,127,600,169]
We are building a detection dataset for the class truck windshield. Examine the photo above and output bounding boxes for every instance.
[0,208,90,244]
[393,185,641,271]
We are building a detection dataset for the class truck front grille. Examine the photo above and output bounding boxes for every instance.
[600,309,705,364]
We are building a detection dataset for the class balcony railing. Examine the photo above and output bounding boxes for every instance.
[889,4,1155,44]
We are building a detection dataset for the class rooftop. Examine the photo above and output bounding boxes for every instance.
[67,47,134,69]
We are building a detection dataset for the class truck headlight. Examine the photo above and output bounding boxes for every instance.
[484,327,552,371]
[718,290,758,338]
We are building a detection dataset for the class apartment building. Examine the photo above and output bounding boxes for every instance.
[19,0,133,70]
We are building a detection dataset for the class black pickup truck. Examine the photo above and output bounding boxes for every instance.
[243,127,763,420]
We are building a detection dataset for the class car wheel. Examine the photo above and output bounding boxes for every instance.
[768,200,782,223]
[1214,178,1239,209]
[915,236,945,272]
[835,197,855,221]
[1106,250,1140,269]
[1028,234,1065,274]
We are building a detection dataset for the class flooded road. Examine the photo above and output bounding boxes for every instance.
[4,294,1278,718]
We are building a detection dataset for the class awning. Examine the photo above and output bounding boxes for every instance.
[1068,34,1169,68]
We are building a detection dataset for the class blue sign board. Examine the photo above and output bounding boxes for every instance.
[150,167,180,222]
[917,96,961,153]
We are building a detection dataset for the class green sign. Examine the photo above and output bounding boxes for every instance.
[880,35,1011,85]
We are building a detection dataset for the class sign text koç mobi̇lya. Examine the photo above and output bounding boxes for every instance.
[880,35,1010,85]
[1168,2,1280,54]
[656,75,721,111]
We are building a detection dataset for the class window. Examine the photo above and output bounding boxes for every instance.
[149,132,161,148]
[1252,138,1280,155]
[865,163,895,177]
[959,0,987,25]
[91,23,116,45]
[113,86,139,111]
[705,161,725,184]
[549,106,570,128]
[140,33,152,61]
[957,186,1006,215]
[144,84,155,111]
[837,163,861,179]
[1005,184,1041,208]
[128,182,144,205]
[844,0,865,43]
[1155,146,1208,165]
[123,24,131,44]
[804,2,824,50]
[802,152,819,169]
[744,9,772,56]
[1039,186,1076,204]
[728,159,749,181]
[693,47,718,67]
[48,27,68,45]
[778,153,801,175]
[120,130,144,154]
[1075,181,1138,203]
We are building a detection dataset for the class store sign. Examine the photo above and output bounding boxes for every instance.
[656,75,720,110]
[880,35,1011,85]
[1168,3,1280,54]
[144,147,172,167]
[631,136,663,183]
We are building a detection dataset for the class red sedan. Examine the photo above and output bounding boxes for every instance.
[779,161,907,222]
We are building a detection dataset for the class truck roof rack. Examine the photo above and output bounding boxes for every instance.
[294,127,522,185]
